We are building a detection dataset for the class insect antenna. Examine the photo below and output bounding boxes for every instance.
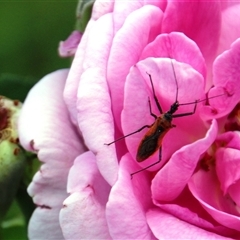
[170,59,179,103]
[166,35,179,104]
[178,92,226,107]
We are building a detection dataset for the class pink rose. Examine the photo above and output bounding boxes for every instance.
[19,1,240,239]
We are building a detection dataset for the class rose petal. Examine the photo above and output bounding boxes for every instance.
[162,1,221,74]
[216,131,240,150]
[217,5,240,55]
[215,131,240,195]
[106,153,156,239]
[113,0,143,32]
[122,57,206,172]
[152,119,218,202]
[152,188,236,237]
[59,151,111,239]
[141,32,207,81]
[58,30,82,58]
[215,130,240,209]
[91,0,114,20]
[65,0,114,121]
[112,0,163,33]
[64,21,93,125]
[107,5,163,128]
[18,70,85,239]
[221,2,240,10]
[228,182,240,209]
[216,148,240,195]
[147,208,232,239]
[76,13,118,186]
[145,0,165,10]
[203,38,240,119]
[189,169,240,232]
[28,208,64,240]
[64,7,111,125]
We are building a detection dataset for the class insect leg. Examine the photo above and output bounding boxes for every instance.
[172,100,197,118]
[146,72,163,114]
[148,97,157,119]
[131,147,162,178]
[104,124,152,146]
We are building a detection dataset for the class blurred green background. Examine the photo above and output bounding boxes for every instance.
[0,1,77,239]
[0,0,77,90]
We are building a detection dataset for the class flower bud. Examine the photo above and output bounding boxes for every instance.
[0,97,25,220]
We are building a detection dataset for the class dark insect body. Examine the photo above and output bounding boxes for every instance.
[105,60,223,178]
[136,115,173,162]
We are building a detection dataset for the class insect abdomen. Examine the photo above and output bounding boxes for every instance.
[136,116,172,162]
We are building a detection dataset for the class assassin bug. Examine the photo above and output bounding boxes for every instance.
[105,59,224,178]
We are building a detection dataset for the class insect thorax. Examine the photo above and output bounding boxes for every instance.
[169,101,179,114]
[163,112,173,123]
[154,115,173,132]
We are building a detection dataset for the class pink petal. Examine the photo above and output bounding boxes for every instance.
[145,0,165,10]
[152,119,218,202]
[106,153,156,239]
[221,1,240,10]
[91,0,114,20]
[113,0,144,32]
[60,151,111,239]
[217,5,240,55]
[152,188,236,237]
[18,70,86,238]
[141,32,207,81]
[147,208,232,239]
[112,0,166,32]
[76,13,118,186]
[217,131,240,149]
[63,21,93,125]
[107,5,163,129]
[122,57,206,172]
[28,208,64,240]
[189,169,240,232]
[203,38,240,120]
[58,30,82,57]
[162,1,221,71]
[216,147,240,194]
[64,6,112,126]
[228,182,240,209]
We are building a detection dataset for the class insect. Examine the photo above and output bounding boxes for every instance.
[105,59,224,178]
